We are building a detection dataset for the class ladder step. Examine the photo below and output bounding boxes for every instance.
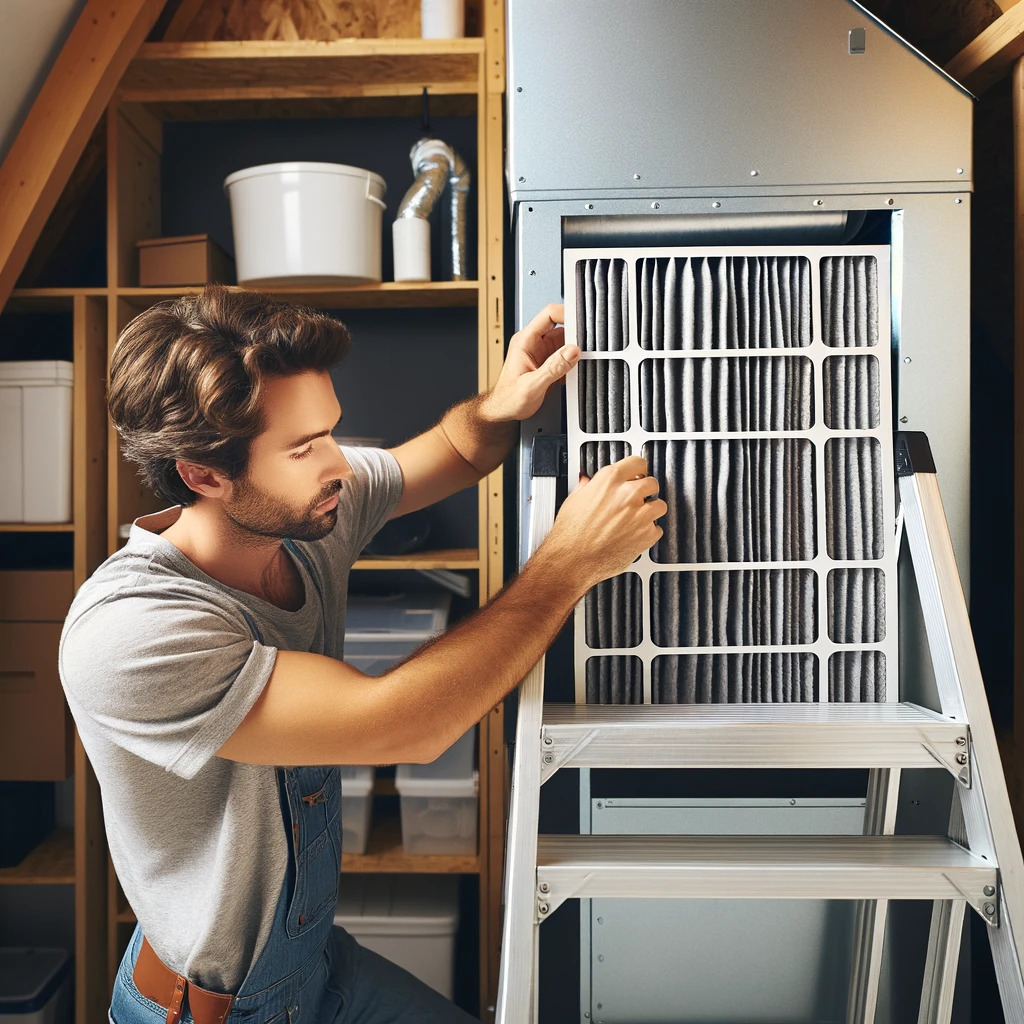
[535,835,997,920]
[539,702,969,779]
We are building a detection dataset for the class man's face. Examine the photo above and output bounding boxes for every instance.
[224,370,352,542]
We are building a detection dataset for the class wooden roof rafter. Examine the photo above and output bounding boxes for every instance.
[947,2,1024,95]
[0,0,168,312]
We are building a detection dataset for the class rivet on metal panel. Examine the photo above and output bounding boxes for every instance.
[596,916,604,925]
[986,903,997,917]
[651,202,660,209]
[955,198,963,205]
[986,885,997,897]
[633,173,641,180]
[750,169,759,176]
[956,753,968,765]
[900,416,909,423]
[813,199,823,206]
[542,753,553,764]
[956,736,967,746]
[530,270,537,276]
[516,87,522,92]
[712,201,721,209]
[538,902,550,915]
[903,357,911,364]
[518,176,525,182]
[543,736,553,745]
[887,198,894,206]
[957,168,964,174]
[585,203,594,210]
[539,882,549,893]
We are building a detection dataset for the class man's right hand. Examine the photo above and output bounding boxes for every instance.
[541,455,666,592]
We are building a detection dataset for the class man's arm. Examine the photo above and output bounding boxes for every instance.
[388,304,577,518]
[217,456,665,767]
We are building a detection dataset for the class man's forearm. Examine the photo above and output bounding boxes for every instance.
[380,540,585,761]
[437,391,518,478]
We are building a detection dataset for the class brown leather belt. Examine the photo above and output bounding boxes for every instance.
[133,937,235,1024]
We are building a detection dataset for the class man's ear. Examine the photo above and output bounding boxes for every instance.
[176,459,232,500]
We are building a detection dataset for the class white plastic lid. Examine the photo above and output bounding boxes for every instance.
[334,875,459,936]
[339,764,375,798]
[395,769,478,799]
[224,161,386,195]
[0,360,73,385]
[345,592,451,642]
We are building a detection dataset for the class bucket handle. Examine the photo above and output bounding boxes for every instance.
[365,175,387,209]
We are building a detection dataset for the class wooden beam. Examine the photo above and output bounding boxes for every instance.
[162,0,207,41]
[0,0,166,312]
[998,0,1022,12]
[946,4,1024,95]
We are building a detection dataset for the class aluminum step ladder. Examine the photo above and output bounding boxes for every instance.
[495,431,1024,1024]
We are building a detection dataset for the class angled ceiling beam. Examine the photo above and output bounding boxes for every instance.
[162,0,208,42]
[0,0,167,311]
[946,4,1024,95]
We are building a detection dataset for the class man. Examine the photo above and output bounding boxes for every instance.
[60,286,665,1024]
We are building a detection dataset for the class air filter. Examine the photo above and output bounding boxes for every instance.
[566,246,897,705]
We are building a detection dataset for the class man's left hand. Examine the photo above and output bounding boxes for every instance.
[480,303,579,423]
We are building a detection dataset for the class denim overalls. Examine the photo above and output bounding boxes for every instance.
[110,541,477,1024]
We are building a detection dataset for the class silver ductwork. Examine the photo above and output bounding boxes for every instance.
[392,137,469,282]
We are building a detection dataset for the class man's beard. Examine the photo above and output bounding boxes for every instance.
[225,475,342,542]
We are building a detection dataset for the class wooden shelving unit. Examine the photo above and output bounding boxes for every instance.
[0,829,76,885]
[1,6,508,1021]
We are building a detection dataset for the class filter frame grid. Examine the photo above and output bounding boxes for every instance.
[565,244,898,706]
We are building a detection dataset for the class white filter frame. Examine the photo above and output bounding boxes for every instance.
[565,244,898,705]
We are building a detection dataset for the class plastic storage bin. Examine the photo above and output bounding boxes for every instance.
[0,362,73,523]
[224,162,387,287]
[333,875,459,998]
[339,765,375,854]
[0,948,72,1024]
[395,728,478,856]
[344,592,451,677]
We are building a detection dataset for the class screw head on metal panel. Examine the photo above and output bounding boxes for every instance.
[516,87,522,92]
[985,885,996,897]
[530,270,537,276]
[542,753,554,764]
[750,169,759,176]
[597,916,604,924]
[712,201,722,208]
[955,198,963,204]
[957,167,964,174]
[651,202,660,209]
[518,176,525,182]
[985,903,997,916]
[633,173,641,180]
[887,198,894,206]
[538,902,550,915]
[956,736,967,746]
[813,199,823,206]
[900,416,908,423]
[903,357,911,364]
[956,753,968,765]
[539,882,550,893]
[585,203,594,210]
[544,736,553,745]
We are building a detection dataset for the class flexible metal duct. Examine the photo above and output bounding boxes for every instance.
[393,137,469,281]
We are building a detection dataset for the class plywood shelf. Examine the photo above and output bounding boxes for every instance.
[342,812,479,874]
[0,522,75,532]
[120,39,484,104]
[0,828,75,885]
[117,281,479,310]
[6,288,105,311]
[352,548,479,570]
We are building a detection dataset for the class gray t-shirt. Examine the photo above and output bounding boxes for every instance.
[59,447,404,993]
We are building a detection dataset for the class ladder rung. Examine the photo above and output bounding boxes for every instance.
[539,702,968,779]
[535,835,997,920]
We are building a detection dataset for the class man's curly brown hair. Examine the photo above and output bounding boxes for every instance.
[108,285,350,507]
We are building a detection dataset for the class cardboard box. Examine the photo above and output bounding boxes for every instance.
[136,234,234,287]
[0,571,74,622]
[0,623,73,781]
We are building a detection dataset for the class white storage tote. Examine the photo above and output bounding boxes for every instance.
[0,362,73,523]
[395,727,478,856]
[343,592,451,676]
[0,948,72,1024]
[334,875,459,999]
[339,765,375,854]
[224,162,387,287]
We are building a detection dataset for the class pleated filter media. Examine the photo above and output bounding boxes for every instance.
[565,246,898,705]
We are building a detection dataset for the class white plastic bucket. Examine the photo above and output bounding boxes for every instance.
[224,162,387,287]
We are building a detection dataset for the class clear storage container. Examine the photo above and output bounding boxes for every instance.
[395,728,477,856]
[339,765,375,854]
[344,591,451,675]
[334,875,459,998]
[0,948,71,1024]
